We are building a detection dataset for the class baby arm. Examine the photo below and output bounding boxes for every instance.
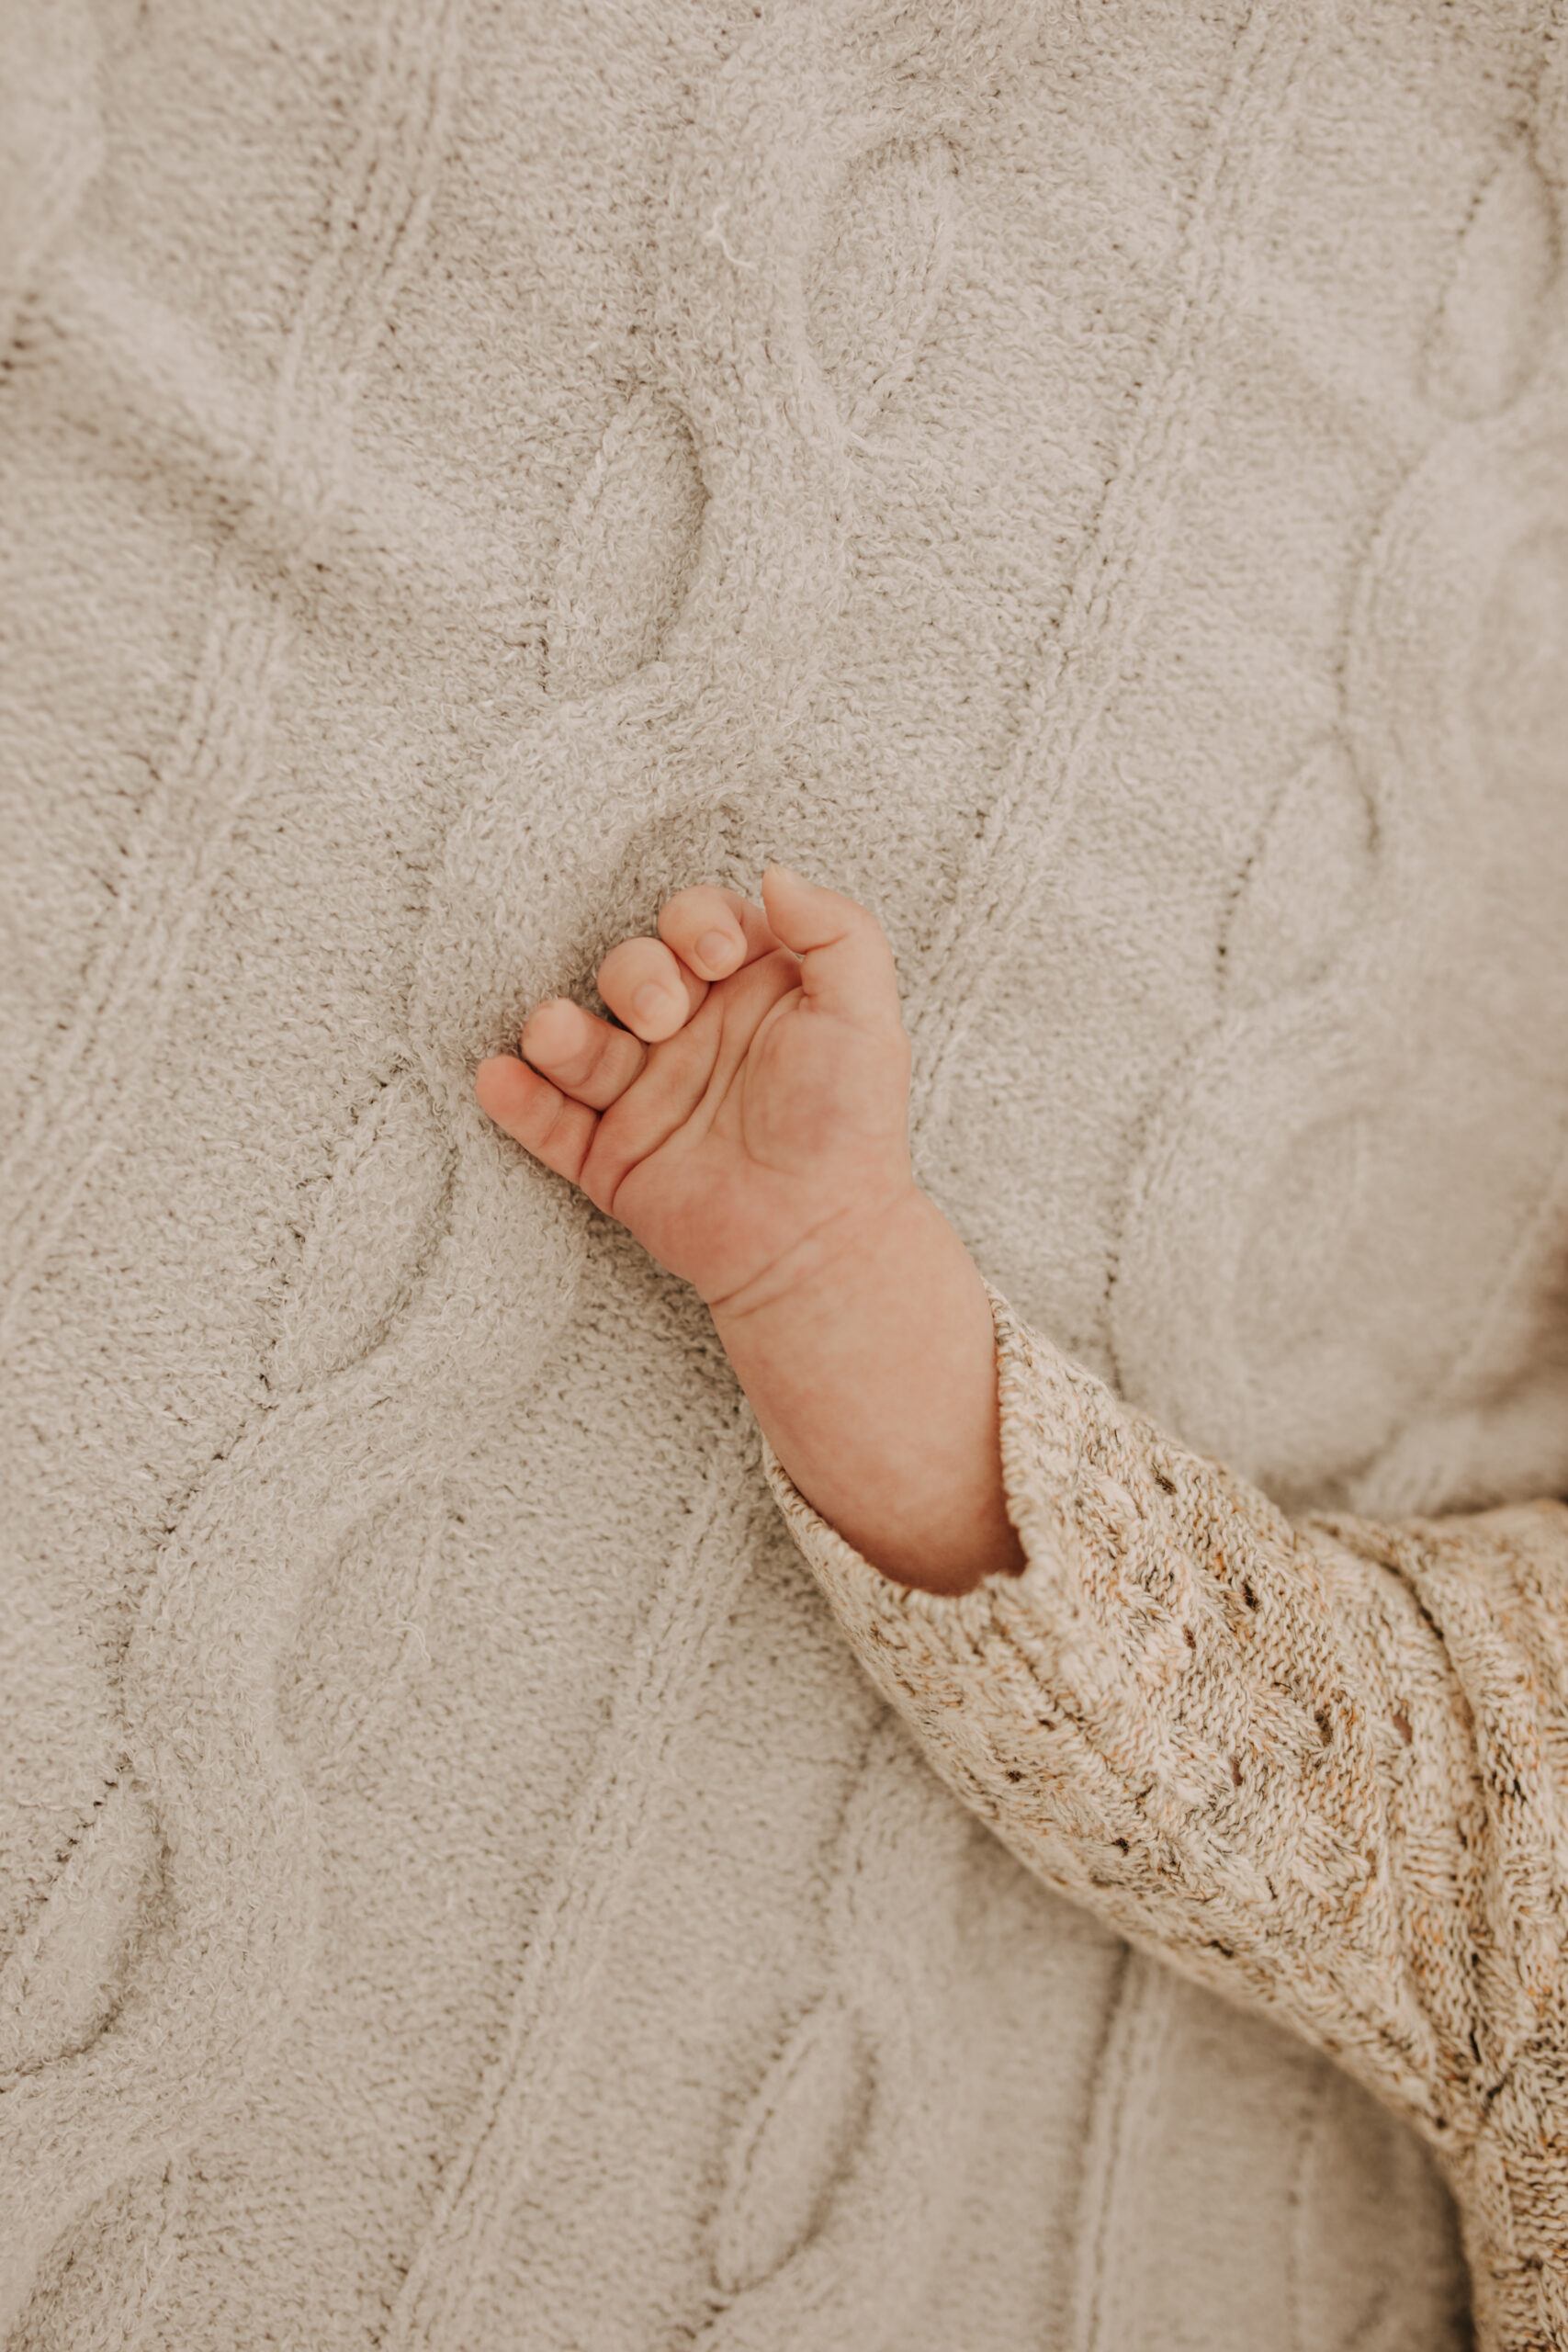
[473,858,1025,1599]
[705,1180,1025,1592]
[475,867,1568,2335]
[757,1261,1499,2126]
[754,1259,1568,2344]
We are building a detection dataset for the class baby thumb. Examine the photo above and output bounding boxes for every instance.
[759,865,904,1025]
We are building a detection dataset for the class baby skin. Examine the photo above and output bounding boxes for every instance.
[477,865,1568,2349]
[473,865,1025,1594]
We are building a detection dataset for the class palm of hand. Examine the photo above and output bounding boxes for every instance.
[474,866,917,1313]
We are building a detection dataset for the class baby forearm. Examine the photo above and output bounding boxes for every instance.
[707,1185,1027,1596]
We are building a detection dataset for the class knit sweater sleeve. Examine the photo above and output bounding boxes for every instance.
[758,1277,1568,2336]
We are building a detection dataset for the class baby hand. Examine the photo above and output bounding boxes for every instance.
[474,867,918,1316]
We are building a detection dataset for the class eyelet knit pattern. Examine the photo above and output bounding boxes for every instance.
[4,0,1564,2343]
[763,1277,1568,2352]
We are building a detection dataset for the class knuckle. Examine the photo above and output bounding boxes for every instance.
[523,1002,581,1071]
[658,898,716,953]
[596,938,637,989]
[516,1060,558,1115]
[538,1088,574,1146]
[603,935,674,993]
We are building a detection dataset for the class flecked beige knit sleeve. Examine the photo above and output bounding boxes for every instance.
[759,1279,1568,2352]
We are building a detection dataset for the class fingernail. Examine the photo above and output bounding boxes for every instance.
[696,929,735,968]
[633,981,673,1022]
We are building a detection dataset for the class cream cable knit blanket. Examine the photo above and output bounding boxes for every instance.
[764,1283,1568,2352]
[5,0,1568,2343]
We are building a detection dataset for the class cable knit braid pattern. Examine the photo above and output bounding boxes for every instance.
[761,1283,1568,2352]
[1110,6,1568,1521]
[6,0,1535,2344]
[0,2,1098,2343]
[750,35,1568,2352]
[756,33,1568,2352]
[0,0,476,2332]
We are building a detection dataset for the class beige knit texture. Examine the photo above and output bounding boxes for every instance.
[4,0,1566,2342]
[764,1283,1568,2352]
